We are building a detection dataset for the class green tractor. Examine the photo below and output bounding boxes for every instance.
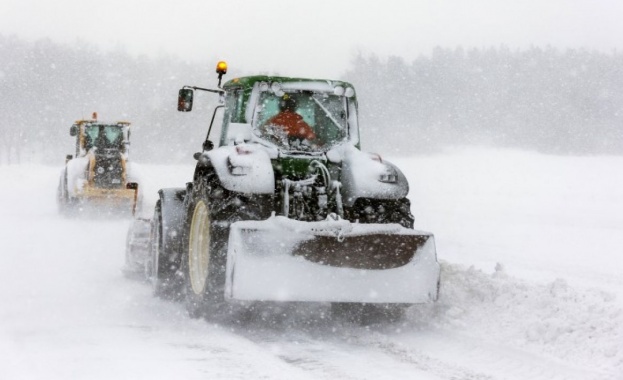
[127,62,440,320]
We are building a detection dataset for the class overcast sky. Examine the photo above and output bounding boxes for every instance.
[1,0,622,79]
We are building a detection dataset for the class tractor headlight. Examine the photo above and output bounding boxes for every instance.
[378,167,398,183]
[227,156,252,176]
[229,165,251,176]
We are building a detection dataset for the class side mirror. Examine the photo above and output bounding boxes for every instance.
[178,88,194,112]
[69,125,78,136]
[65,154,73,163]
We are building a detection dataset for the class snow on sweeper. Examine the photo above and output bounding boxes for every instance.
[126,62,440,319]
[57,112,142,215]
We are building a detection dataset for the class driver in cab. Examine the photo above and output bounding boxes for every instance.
[263,94,316,141]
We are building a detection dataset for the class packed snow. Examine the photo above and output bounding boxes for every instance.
[0,148,621,380]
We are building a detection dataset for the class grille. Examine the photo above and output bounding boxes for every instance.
[93,156,124,189]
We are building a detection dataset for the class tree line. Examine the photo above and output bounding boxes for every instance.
[1,35,621,164]
[344,47,623,155]
[0,34,219,165]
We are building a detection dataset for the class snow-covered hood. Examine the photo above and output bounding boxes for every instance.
[202,142,408,205]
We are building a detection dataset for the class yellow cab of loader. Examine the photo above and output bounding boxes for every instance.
[57,112,141,215]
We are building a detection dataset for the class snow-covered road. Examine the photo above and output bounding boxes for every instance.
[1,148,621,379]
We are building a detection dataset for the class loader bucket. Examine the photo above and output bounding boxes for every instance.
[225,216,440,304]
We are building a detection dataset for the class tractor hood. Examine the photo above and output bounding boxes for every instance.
[203,142,408,205]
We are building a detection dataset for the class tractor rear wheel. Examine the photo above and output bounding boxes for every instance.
[148,200,183,300]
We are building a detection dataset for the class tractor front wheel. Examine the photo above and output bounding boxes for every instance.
[182,196,227,319]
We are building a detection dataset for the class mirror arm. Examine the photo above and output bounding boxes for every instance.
[204,105,224,147]
[183,85,224,96]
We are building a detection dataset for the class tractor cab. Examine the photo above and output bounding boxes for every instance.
[177,63,360,154]
[219,76,360,153]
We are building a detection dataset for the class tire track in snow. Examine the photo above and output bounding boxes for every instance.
[235,312,613,380]
[214,258,622,380]
[352,330,609,380]
[219,306,490,380]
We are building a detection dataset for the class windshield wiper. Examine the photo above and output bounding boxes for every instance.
[312,97,344,131]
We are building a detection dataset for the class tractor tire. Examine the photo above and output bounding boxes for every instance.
[181,172,272,319]
[388,197,415,229]
[346,197,415,229]
[182,174,230,319]
[57,172,77,216]
[147,200,183,300]
[123,225,143,278]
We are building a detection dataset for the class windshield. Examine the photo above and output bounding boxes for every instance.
[84,124,124,151]
[254,90,348,152]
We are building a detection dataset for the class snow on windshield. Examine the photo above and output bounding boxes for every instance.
[85,124,124,151]
[253,90,349,152]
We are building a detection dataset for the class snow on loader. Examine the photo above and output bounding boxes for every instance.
[57,112,142,216]
[128,62,440,320]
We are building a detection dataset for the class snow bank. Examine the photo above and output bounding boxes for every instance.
[408,261,622,377]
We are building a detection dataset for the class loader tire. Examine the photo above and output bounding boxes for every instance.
[57,171,76,216]
[148,200,183,300]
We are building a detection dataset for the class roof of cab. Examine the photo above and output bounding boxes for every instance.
[73,120,131,126]
[222,76,355,91]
